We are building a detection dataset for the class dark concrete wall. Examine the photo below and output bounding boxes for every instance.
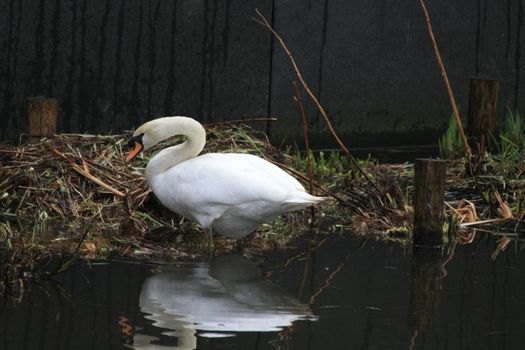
[0,0,273,139]
[269,0,525,148]
[0,0,524,147]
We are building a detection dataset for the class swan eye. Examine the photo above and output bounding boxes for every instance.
[127,133,144,147]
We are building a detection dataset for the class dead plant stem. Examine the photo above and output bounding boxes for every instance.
[418,0,472,158]
[293,82,316,221]
[254,9,381,193]
[52,149,126,197]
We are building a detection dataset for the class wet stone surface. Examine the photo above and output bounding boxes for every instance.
[1,233,525,349]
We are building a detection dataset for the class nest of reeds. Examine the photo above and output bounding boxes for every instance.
[0,122,320,261]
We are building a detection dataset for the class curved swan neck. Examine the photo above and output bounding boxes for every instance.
[145,117,206,179]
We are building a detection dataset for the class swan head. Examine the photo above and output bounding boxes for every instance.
[125,116,205,162]
[125,118,170,162]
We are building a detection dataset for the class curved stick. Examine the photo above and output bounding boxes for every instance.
[418,0,472,158]
[254,9,381,193]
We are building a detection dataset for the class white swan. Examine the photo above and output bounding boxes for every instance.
[126,116,324,239]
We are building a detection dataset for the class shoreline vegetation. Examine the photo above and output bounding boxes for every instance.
[1,117,524,301]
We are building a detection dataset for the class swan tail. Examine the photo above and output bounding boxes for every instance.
[284,192,326,211]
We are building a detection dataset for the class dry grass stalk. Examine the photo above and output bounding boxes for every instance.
[52,148,126,197]
[418,0,472,158]
[491,236,512,260]
[293,82,314,195]
[253,9,381,193]
[293,82,316,222]
[494,192,514,219]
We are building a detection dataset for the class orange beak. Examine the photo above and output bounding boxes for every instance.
[125,141,143,162]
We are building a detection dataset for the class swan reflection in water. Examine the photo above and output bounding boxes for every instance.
[130,254,316,349]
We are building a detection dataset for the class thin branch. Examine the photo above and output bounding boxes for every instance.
[254,9,381,193]
[293,82,316,221]
[309,254,349,304]
[307,238,368,304]
[418,0,472,158]
[459,217,511,228]
[52,148,126,197]
[293,83,314,195]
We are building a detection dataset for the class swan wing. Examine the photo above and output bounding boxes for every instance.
[150,153,317,216]
[167,153,306,204]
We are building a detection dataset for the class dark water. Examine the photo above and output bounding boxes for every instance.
[1,233,525,350]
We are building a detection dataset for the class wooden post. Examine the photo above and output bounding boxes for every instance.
[413,159,447,247]
[27,97,58,142]
[408,247,442,331]
[467,78,499,153]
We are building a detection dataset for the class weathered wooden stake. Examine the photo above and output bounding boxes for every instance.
[467,78,499,153]
[413,159,447,247]
[27,97,58,142]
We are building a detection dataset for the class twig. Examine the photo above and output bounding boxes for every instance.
[307,238,368,304]
[492,236,512,260]
[444,201,462,215]
[283,236,330,268]
[292,83,314,194]
[439,239,457,279]
[70,162,126,197]
[459,218,511,228]
[409,329,419,350]
[293,82,316,221]
[297,238,312,300]
[52,149,126,197]
[82,157,136,180]
[309,255,348,304]
[56,221,94,274]
[254,9,381,193]
[418,0,472,159]
[75,220,94,254]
